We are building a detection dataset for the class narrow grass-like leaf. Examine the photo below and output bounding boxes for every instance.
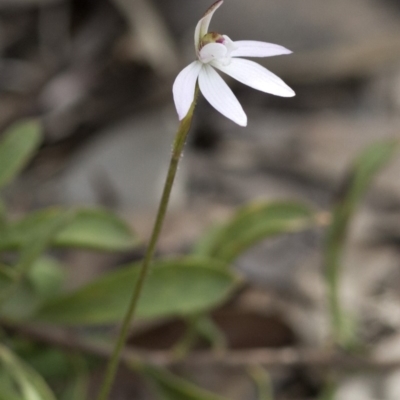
[0,371,24,400]
[0,120,42,189]
[325,139,399,346]
[0,208,138,252]
[0,345,56,400]
[194,201,314,263]
[248,366,274,400]
[35,258,240,325]
[139,365,229,400]
[192,315,227,351]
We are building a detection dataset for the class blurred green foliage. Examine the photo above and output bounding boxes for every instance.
[325,139,399,347]
[0,120,397,399]
[36,258,239,325]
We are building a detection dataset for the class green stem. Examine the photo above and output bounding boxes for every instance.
[96,88,199,400]
[325,209,347,347]
[328,267,342,344]
[248,366,274,400]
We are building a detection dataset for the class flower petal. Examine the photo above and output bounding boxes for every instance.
[198,64,247,126]
[230,41,292,58]
[212,58,295,97]
[194,0,223,50]
[199,43,227,63]
[221,35,238,54]
[173,61,202,120]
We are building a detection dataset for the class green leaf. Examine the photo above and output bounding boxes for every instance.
[0,261,66,322]
[61,374,88,400]
[55,209,138,251]
[0,208,138,252]
[0,120,42,189]
[14,211,73,278]
[0,371,24,400]
[194,201,314,263]
[22,348,73,381]
[139,365,229,400]
[0,206,130,320]
[60,356,88,400]
[327,139,399,252]
[35,258,240,325]
[27,257,66,300]
[325,139,399,346]
[0,212,73,320]
[0,281,41,321]
[0,345,56,400]
[0,198,7,230]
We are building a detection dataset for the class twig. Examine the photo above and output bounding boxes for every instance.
[3,321,400,372]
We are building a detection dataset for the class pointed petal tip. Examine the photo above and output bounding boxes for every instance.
[198,65,248,127]
[237,115,248,127]
[177,111,186,121]
[229,109,247,126]
[281,46,293,54]
[213,58,295,98]
[283,88,296,97]
[276,90,295,98]
[195,0,224,50]
[208,0,223,12]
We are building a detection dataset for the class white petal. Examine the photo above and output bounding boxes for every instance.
[199,43,227,63]
[222,35,239,54]
[198,64,247,126]
[212,58,295,97]
[230,41,292,58]
[194,0,223,50]
[173,61,202,120]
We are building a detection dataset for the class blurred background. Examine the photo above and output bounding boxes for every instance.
[2,0,400,399]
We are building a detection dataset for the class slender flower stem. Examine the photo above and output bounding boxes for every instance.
[96,87,199,400]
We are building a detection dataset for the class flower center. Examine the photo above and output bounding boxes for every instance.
[200,32,225,48]
[198,32,237,66]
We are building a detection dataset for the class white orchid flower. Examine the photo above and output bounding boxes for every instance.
[173,0,295,126]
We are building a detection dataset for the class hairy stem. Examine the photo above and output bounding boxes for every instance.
[96,88,199,400]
